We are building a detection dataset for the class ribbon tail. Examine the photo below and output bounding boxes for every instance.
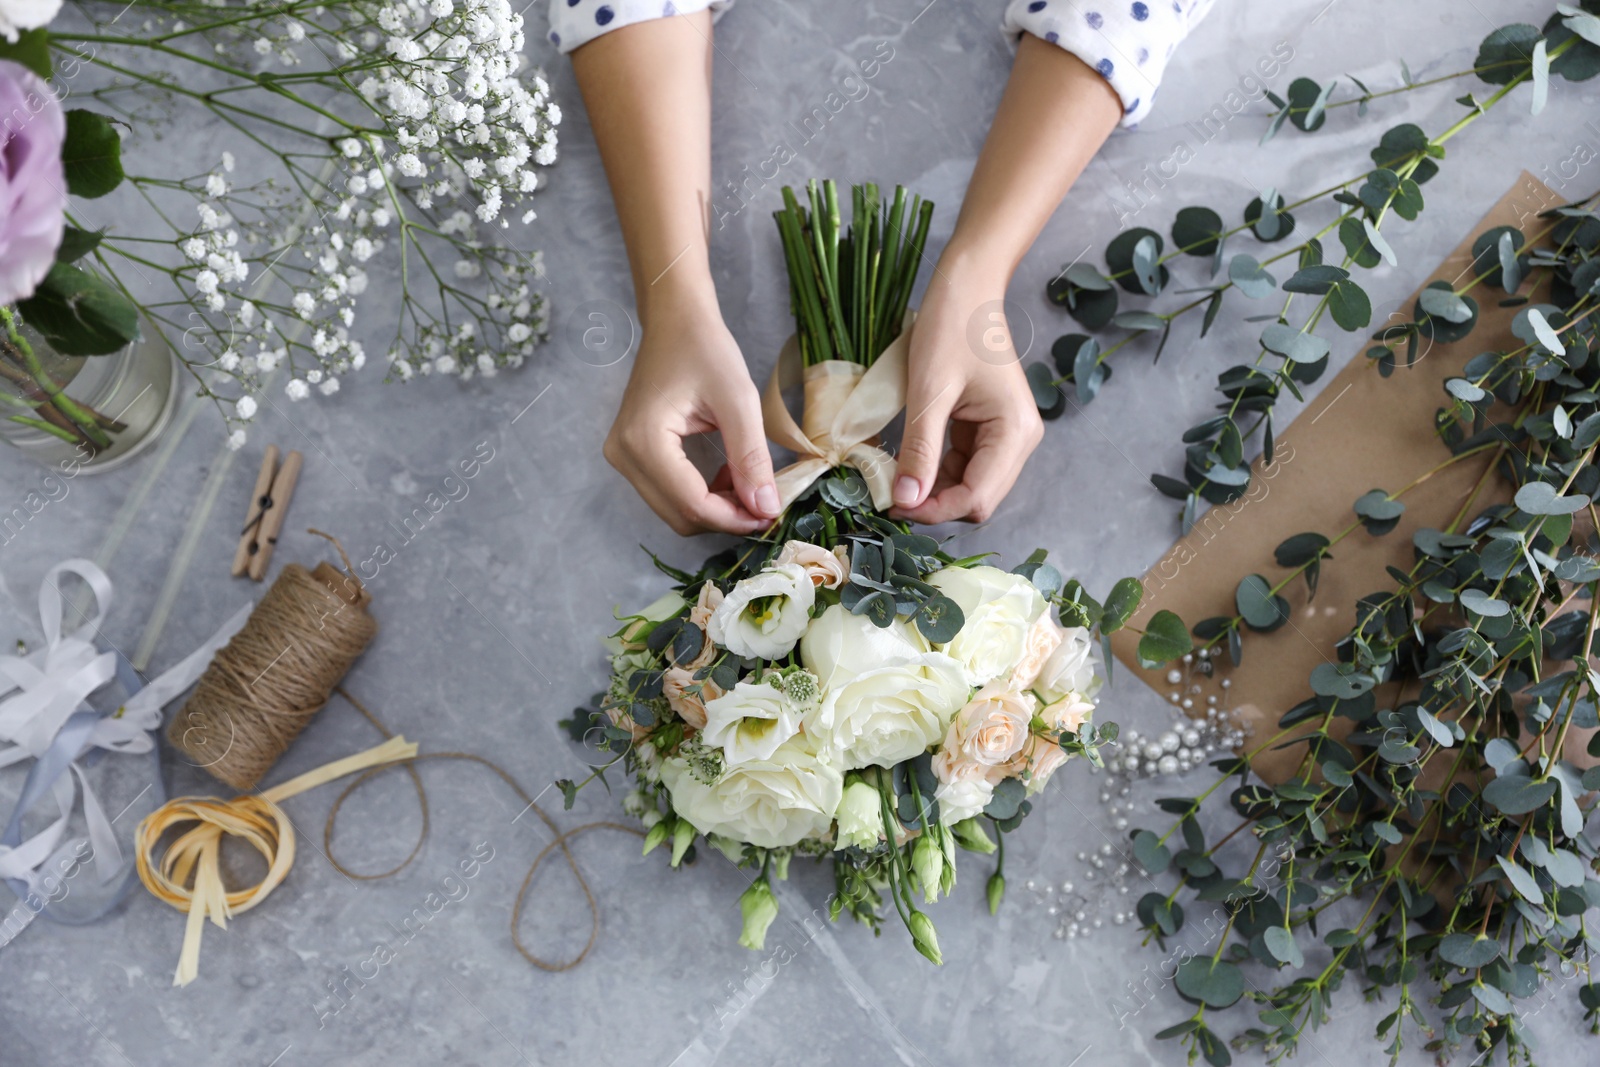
[842,443,900,511]
[70,763,123,884]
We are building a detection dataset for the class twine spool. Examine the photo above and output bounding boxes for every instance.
[167,530,376,791]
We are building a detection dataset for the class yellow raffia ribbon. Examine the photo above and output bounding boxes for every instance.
[761,314,914,511]
[134,735,418,987]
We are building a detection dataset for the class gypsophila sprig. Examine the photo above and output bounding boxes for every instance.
[0,0,560,454]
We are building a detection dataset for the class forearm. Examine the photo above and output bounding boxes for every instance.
[939,35,1122,285]
[570,13,719,325]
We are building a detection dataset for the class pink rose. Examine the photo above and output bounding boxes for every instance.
[1016,734,1068,794]
[774,540,850,590]
[943,683,1034,767]
[0,60,66,306]
[1041,694,1094,735]
[1011,615,1065,690]
[682,583,723,669]
[663,667,722,731]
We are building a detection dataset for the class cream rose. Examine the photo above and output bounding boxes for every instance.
[775,540,850,590]
[708,563,816,660]
[1035,626,1102,703]
[927,565,1047,686]
[680,583,725,669]
[659,738,843,848]
[1041,693,1094,735]
[662,667,722,731]
[701,677,803,766]
[799,605,967,769]
[1012,615,1065,690]
[944,683,1034,767]
[931,748,997,825]
[1017,734,1069,795]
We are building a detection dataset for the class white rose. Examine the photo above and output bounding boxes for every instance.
[774,540,850,590]
[931,748,997,826]
[0,0,61,42]
[708,563,816,660]
[927,566,1046,686]
[1035,626,1102,703]
[799,605,967,770]
[702,678,802,766]
[1040,693,1094,736]
[659,738,843,849]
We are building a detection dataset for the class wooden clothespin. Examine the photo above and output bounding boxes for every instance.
[231,446,303,581]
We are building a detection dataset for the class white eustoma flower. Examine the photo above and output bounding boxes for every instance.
[701,677,803,767]
[659,738,842,849]
[926,565,1047,686]
[799,604,968,770]
[708,563,815,661]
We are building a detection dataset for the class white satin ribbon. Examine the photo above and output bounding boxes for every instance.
[0,560,250,892]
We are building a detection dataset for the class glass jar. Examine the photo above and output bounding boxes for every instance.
[0,320,180,473]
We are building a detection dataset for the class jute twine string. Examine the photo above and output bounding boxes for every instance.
[139,531,643,985]
[323,687,641,971]
[167,529,378,791]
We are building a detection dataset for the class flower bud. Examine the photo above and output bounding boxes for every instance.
[950,817,997,855]
[738,878,779,951]
[834,780,883,851]
[912,833,945,904]
[670,819,696,868]
[908,910,943,966]
[986,871,1006,916]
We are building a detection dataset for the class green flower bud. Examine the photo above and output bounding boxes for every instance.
[912,833,945,904]
[642,819,671,857]
[738,878,779,951]
[670,818,696,867]
[833,780,883,851]
[950,817,997,855]
[770,848,792,881]
[908,910,943,966]
[987,871,1006,916]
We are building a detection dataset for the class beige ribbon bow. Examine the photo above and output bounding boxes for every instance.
[761,316,913,511]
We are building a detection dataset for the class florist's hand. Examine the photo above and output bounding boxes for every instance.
[603,297,780,536]
[891,272,1043,525]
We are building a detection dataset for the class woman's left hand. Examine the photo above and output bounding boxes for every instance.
[890,260,1043,525]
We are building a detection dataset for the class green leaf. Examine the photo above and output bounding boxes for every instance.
[0,28,53,80]
[14,263,140,356]
[1173,206,1224,256]
[1495,854,1544,903]
[1263,926,1304,968]
[1459,588,1510,618]
[1236,574,1289,631]
[912,594,965,643]
[1329,279,1372,331]
[61,111,126,200]
[1282,264,1349,295]
[1073,336,1104,405]
[1515,481,1588,515]
[1419,287,1474,324]
[1229,253,1277,299]
[1310,662,1375,699]
[1532,36,1550,114]
[1339,216,1383,268]
[1287,77,1329,132]
[1132,829,1171,874]
[1483,776,1557,816]
[1025,360,1065,419]
[54,226,103,264]
[1440,933,1501,969]
[1175,957,1245,1009]
[1527,307,1566,354]
[1106,228,1167,295]
[1101,577,1144,634]
[1137,610,1193,665]
[1475,23,1540,85]
[1274,532,1329,567]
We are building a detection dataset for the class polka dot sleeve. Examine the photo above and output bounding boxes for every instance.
[547,0,737,54]
[1003,0,1216,126]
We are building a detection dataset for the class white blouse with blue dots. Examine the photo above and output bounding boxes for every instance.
[547,0,1214,127]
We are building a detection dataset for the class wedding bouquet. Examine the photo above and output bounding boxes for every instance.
[563,184,1128,962]
[0,0,559,452]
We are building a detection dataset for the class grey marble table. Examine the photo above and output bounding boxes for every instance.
[3,1,1598,1064]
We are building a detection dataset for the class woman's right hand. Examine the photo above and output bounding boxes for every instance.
[603,286,780,536]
